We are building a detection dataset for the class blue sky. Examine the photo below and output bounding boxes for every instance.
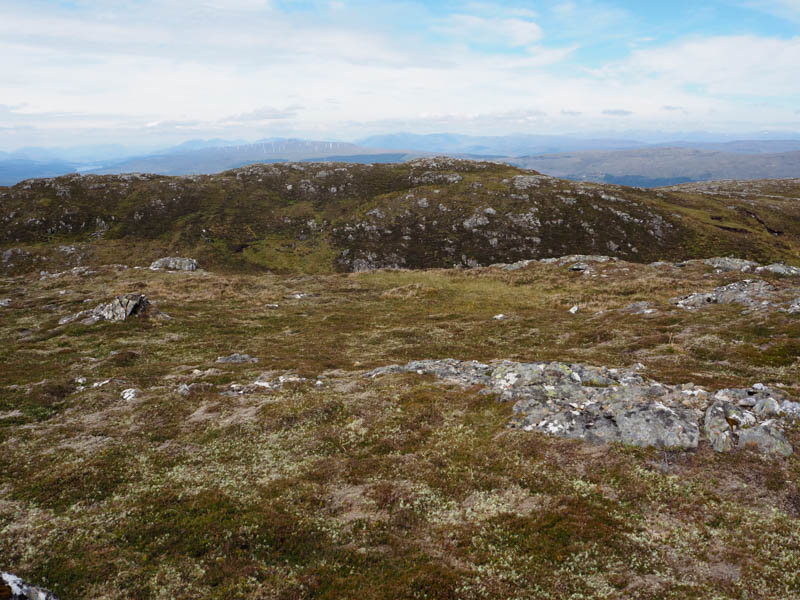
[1,0,799,149]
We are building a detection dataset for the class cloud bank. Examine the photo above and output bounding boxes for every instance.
[0,0,798,148]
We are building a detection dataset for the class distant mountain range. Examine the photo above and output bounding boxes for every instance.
[84,140,418,176]
[1,134,800,187]
[508,147,800,187]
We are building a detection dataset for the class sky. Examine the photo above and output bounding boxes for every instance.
[1,0,800,150]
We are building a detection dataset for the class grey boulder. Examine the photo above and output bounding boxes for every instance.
[704,398,792,456]
[150,257,198,271]
[216,353,259,364]
[755,263,800,277]
[59,294,151,325]
[673,279,776,310]
[703,257,758,272]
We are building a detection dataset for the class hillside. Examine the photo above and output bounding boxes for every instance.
[2,158,799,277]
[3,159,800,598]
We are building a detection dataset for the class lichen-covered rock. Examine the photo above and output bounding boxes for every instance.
[216,353,259,364]
[59,294,151,325]
[1,572,59,600]
[703,257,759,272]
[704,396,793,456]
[149,256,198,271]
[673,279,776,309]
[755,263,800,276]
[367,359,793,455]
[93,294,150,321]
[738,423,793,457]
[365,359,492,387]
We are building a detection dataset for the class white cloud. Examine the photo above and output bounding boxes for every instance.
[620,35,800,96]
[739,0,800,22]
[439,15,543,47]
[0,1,798,149]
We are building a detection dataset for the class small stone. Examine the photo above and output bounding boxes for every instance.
[0,298,10,307]
[493,314,506,321]
[121,388,139,401]
[569,305,579,314]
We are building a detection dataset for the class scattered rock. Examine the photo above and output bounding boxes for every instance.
[177,382,212,397]
[493,314,507,321]
[0,298,10,307]
[366,359,795,455]
[490,259,536,271]
[1,572,59,600]
[541,255,617,266]
[149,257,198,271]
[623,301,657,315]
[256,373,307,388]
[755,263,800,277]
[121,388,139,401]
[365,359,492,388]
[216,353,259,364]
[569,305,579,314]
[787,299,800,314]
[704,257,758,272]
[672,280,776,310]
[569,262,589,272]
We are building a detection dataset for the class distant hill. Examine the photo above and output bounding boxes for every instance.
[3,158,799,276]
[509,147,800,187]
[0,159,77,186]
[358,133,645,155]
[85,140,419,176]
[3,135,800,187]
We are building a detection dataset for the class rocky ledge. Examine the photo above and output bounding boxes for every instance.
[1,573,59,600]
[366,359,797,456]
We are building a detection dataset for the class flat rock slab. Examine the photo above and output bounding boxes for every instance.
[366,359,795,455]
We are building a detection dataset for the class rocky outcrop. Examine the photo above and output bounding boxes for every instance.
[672,279,776,310]
[366,359,795,455]
[149,257,198,271]
[59,294,151,325]
[1,573,59,600]
[704,257,759,272]
[216,353,259,364]
[756,263,800,277]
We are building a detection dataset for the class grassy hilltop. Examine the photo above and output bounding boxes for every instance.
[2,158,799,275]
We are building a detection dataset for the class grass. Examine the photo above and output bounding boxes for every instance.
[1,250,800,598]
